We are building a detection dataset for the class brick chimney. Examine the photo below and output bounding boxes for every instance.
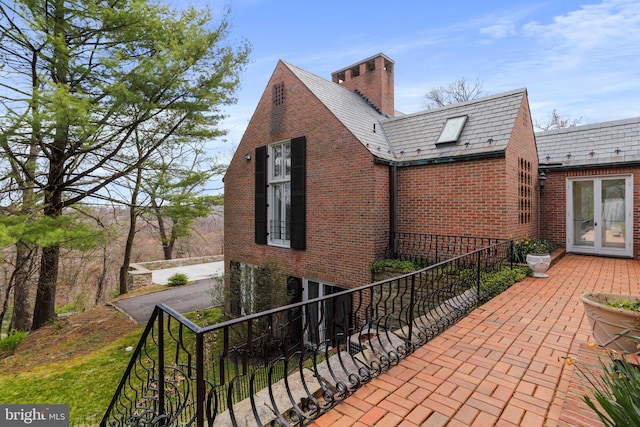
[331,53,394,117]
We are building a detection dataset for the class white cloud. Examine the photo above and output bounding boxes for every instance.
[479,22,517,39]
[523,0,640,53]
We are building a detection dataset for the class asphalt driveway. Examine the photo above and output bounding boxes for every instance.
[112,262,224,323]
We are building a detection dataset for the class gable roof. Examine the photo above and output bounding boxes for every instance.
[285,61,527,164]
[536,117,640,169]
[380,89,527,164]
[283,62,392,157]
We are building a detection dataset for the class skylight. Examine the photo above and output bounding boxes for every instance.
[436,115,467,144]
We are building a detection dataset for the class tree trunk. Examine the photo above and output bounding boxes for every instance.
[31,245,60,330]
[12,242,36,331]
[0,277,14,335]
[152,197,173,260]
[32,0,68,331]
[95,245,108,305]
[119,165,143,294]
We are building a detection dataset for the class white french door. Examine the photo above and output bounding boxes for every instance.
[567,176,633,257]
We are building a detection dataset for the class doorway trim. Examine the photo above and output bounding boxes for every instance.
[566,175,633,258]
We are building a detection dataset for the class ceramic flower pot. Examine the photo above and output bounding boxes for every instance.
[526,254,551,278]
[580,292,640,354]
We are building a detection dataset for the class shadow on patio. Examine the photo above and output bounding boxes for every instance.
[310,254,640,427]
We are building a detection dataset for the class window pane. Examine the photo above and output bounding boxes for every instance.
[284,142,291,177]
[271,182,291,241]
[602,179,625,248]
[573,181,594,246]
[273,145,282,178]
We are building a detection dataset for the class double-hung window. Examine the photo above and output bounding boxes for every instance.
[255,136,305,249]
[269,141,291,246]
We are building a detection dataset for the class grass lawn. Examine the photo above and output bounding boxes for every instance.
[0,327,144,424]
[0,305,224,425]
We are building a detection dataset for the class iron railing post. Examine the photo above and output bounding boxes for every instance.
[476,250,482,299]
[158,309,166,426]
[408,273,416,349]
[196,332,205,427]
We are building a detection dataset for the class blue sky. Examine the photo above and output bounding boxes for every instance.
[171,0,640,185]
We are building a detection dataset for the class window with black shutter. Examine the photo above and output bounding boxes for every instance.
[254,137,306,249]
[290,136,306,249]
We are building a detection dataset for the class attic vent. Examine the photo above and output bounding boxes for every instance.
[273,82,285,106]
[436,115,467,145]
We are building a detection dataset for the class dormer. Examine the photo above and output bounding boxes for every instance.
[331,53,395,117]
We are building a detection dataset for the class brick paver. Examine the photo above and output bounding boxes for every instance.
[309,254,640,426]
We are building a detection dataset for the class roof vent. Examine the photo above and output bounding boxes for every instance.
[436,115,467,145]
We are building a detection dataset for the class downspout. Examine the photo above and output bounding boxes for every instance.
[390,164,398,257]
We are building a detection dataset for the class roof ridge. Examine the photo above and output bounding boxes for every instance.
[536,116,640,136]
[383,88,526,123]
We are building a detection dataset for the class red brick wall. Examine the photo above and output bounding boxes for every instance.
[396,158,509,237]
[395,92,539,241]
[504,92,539,240]
[224,61,389,289]
[540,166,640,259]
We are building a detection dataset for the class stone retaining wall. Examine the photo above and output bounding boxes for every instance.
[127,255,224,290]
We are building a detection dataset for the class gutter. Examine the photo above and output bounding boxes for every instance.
[539,160,640,172]
[373,150,505,167]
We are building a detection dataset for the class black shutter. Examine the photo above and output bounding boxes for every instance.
[290,136,306,250]
[255,146,268,244]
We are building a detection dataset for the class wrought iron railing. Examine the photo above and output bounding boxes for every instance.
[102,239,514,426]
[382,232,508,265]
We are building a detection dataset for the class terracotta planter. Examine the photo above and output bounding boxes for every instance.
[526,254,551,278]
[580,292,640,354]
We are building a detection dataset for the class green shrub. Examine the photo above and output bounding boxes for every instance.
[369,259,419,274]
[167,273,189,287]
[461,266,530,293]
[0,330,28,355]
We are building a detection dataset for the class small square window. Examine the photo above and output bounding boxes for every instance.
[436,115,467,144]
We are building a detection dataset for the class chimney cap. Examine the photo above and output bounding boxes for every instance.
[331,53,394,76]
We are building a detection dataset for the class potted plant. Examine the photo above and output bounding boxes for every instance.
[580,293,640,354]
[511,236,554,278]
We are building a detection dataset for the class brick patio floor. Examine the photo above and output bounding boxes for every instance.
[309,254,640,427]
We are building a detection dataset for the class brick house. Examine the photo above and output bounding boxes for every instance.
[223,53,540,314]
[536,117,640,259]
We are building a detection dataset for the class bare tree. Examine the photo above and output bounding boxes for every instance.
[534,109,583,131]
[423,77,485,109]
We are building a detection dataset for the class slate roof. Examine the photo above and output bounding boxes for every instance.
[380,89,526,164]
[536,117,640,168]
[284,62,392,159]
[285,61,527,164]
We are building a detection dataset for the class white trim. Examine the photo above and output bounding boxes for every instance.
[566,174,633,257]
[267,140,291,247]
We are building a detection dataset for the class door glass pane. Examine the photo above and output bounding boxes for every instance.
[573,181,594,247]
[602,179,626,248]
